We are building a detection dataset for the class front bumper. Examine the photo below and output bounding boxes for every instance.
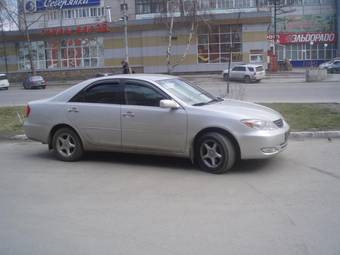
[238,125,290,159]
[0,83,9,88]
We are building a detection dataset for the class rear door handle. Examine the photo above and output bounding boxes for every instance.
[67,107,79,113]
[122,111,135,117]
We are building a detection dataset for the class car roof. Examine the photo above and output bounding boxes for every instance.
[92,73,178,83]
[0,74,7,76]
[234,64,263,67]
[48,74,180,103]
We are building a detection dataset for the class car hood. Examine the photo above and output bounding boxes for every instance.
[201,99,282,121]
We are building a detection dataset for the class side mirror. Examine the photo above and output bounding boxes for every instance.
[160,99,180,109]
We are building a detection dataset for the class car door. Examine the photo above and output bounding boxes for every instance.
[230,66,243,80]
[66,79,122,148]
[333,61,340,72]
[121,79,187,153]
[238,66,247,79]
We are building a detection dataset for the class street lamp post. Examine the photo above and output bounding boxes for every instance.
[324,43,328,60]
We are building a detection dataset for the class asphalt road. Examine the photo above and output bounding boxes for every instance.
[0,138,340,255]
[0,76,339,106]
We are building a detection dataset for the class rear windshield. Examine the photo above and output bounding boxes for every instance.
[30,76,44,81]
[256,66,264,71]
[0,75,7,80]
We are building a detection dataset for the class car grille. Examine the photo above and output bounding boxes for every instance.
[273,119,283,128]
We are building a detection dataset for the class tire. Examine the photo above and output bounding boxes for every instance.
[223,73,229,81]
[41,86,46,89]
[244,75,251,83]
[195,132,236,174]
[52,127,83,161]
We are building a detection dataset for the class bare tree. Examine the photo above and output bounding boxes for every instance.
[0,13,9,73]
[257,0,295,53]
[158,0,202,74]
[0,0,46,74]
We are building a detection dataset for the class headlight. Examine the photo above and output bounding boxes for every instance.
[241,119,278,130]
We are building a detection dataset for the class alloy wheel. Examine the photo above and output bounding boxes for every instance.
[200,139,224,168]
[56,133,76,158]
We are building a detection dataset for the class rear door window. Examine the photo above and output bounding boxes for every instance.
[70,80,122,104]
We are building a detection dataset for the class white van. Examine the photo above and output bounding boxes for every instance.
[0,74,9,90]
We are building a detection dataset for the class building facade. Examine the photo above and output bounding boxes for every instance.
[268,0,338,67]
[0,0,338,77]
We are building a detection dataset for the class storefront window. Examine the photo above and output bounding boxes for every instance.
[197,24,242,64]
[282,43,336,61]
[18,41,46,70]
[18,37,103,70]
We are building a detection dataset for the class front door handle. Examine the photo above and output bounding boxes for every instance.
[122,111,135,117]
[67,107,79,113]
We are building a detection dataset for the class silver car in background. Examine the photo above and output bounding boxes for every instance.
[222,64,266,83]
[24,74,289,174]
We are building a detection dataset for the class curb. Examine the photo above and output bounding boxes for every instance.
[9,131,340,142]
[290,131,340,139]
[11,134,29,141]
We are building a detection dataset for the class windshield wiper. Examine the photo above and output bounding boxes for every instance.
[192,97,223,106]
[192,102,208,106]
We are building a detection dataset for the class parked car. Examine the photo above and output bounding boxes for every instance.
[222,64,265,83]
[319,58,340,69]
[24,74,289,174]
[23,76,46,89]
[0,74,9,90]
[95,73,113,77]
[327,61,340,74]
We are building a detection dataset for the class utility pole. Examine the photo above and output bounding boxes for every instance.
[273,0,277,55]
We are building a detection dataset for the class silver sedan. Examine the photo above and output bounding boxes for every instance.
[24,74,290,174]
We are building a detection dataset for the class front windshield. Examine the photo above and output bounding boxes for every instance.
[157,78,217,106]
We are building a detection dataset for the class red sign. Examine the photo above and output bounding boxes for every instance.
[267,32,336,45]
[42,22,109,36]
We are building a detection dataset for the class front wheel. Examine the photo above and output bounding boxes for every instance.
[223,73,229,81]
[244,76,251,83]
[195,132,236,174]
[52,127,83,161]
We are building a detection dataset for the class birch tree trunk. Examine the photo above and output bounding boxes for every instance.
[23,9,35,75]
[166,14,174,74]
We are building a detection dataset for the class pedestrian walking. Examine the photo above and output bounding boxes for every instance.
[121,60,130,74]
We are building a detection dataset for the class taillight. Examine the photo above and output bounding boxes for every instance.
[25,104,31,117]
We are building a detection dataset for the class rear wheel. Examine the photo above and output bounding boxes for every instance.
[52,127,83,161]
[223,73,229,81]
[195,132,236,174]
